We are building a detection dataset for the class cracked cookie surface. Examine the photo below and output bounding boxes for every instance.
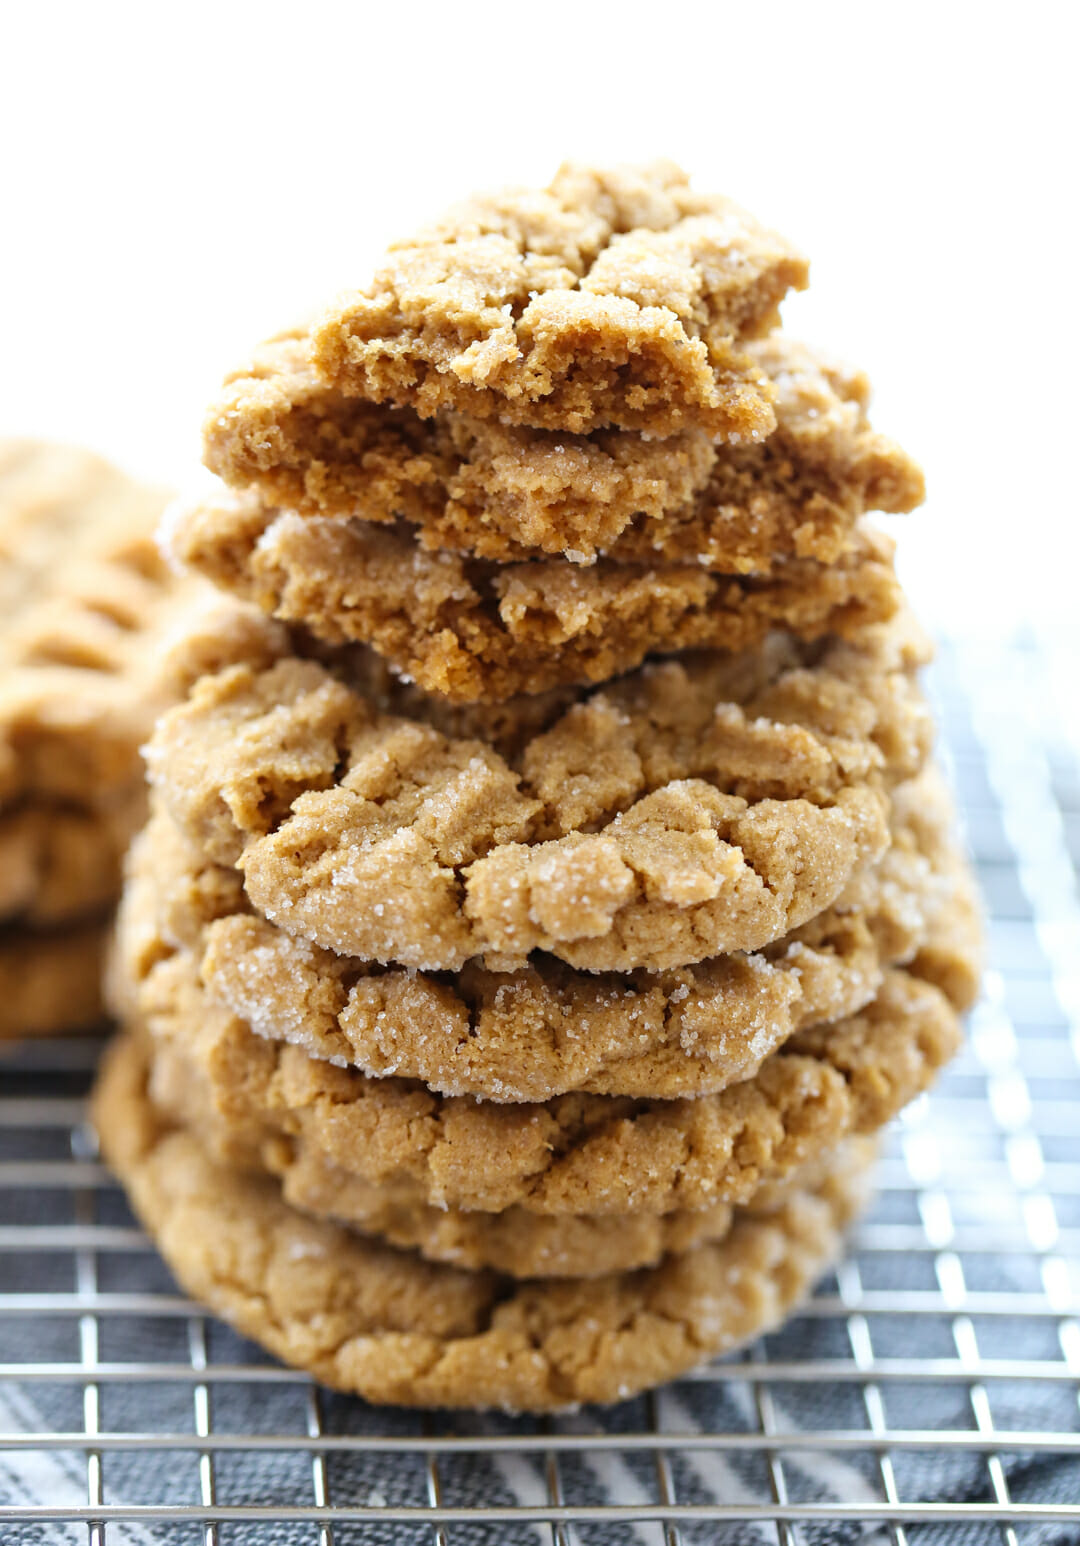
[204,332,922,568]
[164,490,900,700]
[115,763,965,1101]
[145,619,931,971]
[309,160,809,439]
[94,1031,866,1410]
[128,952,970,1216]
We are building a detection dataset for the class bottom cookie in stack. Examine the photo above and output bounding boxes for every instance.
[93,1031,875,1411]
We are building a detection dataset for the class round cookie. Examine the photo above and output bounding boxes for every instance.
[0,923,108,1039]
[130,949,968,1216]
[118,813,853,1103]
[145,618,931,973]
[163,494,900,702]
[272,1150,733,1279]
[270,1135,875,1284]
[116,763,964,1102]
[204,332,923,569]
[94,1032,869,1411]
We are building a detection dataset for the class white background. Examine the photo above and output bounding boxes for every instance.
[2,1,1076,631]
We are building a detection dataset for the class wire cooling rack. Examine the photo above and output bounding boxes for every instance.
[3,624,1080,1544]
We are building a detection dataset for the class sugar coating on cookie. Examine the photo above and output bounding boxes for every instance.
[164,487,901,700]
[203,332,922,568]
[129,947,968,1216]
[145,617,935,972]
[309,161,810,439]
[115,761,967,1101]
[87,153,982,1413]
[94,1032,868,1410]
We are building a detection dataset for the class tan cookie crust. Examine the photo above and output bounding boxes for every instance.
[308,160,809,440]
[0,449,294,806]
[94,1032,867,1411]
[164,489,900,700]
[116,764,962,1101]
[0,439,204,811]
[262,1133,873,1283]
[204,332,922,568]
[132,952,967,1216]
[0,440,168,626]
[0,922,108,1039]
[0,446,303,952]
[146,620,930,972]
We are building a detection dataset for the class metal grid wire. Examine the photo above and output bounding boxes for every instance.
[3,624,1080,1543]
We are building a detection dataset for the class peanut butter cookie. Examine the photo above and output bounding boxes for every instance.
[0,803,133,927]
[144,1023,874,1277]
[0,923,108,1039]
[0,439,179,810]
[146,618,931,972]
[140,1030,745,1277]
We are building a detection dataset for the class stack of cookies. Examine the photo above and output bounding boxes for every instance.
[95,162,981,1410]
[0,442,286,1041]
[0,441,182,1038]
